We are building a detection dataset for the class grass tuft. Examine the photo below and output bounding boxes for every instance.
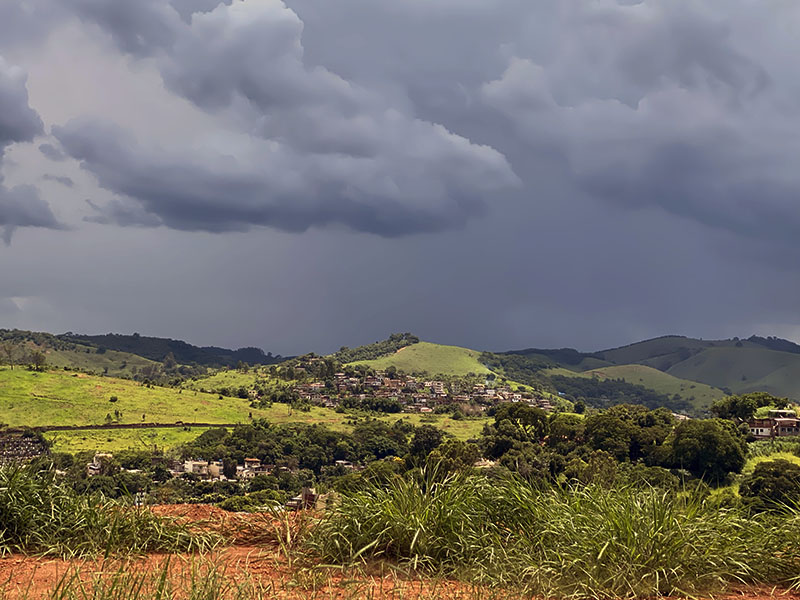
[0,464,219,557]
[310,471,800,598]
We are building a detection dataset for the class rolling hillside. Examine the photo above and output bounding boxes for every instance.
[0,329,159,378]
[512,335,800,403]
[0,367,263,427]
[0,366,485,452]
[581,365,725,410]
[349,341,492,377]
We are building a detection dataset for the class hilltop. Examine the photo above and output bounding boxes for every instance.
[349,341,491,377]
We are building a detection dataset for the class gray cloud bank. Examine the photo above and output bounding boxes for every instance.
[33,0,800,243]
[50,0,517,236]
[0,57,62,244]
[4,0,800,353]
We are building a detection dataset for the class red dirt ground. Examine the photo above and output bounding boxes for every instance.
[1,505,798,600]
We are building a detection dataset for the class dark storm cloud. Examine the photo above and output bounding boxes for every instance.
[55,117,513,236]
[0,57,63,244]
[0,58,44,148]
[0,185,64,244]
[52,0,518,236]
[5,0,800,354]
[478,2,800,243]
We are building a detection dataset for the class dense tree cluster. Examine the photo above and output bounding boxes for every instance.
[331,333,420,364]
[711,392,789,422]
[481,403,747,485]
[549,375,689,413]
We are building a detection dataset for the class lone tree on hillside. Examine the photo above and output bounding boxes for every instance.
[30,350,46,372]
[1,342,17,370]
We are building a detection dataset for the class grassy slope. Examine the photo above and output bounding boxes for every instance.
[45,427,216,453]
[598,336,714,366]
[566,336,800,400]
[42,346,158,377]
[0,367,263,427]
[582,364,725,411]
[350,342,491,376]
[183,369,265,392]
[666,346,800,397]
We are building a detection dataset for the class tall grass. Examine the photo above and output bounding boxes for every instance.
[0,464,219,557]
[310,471,800,598]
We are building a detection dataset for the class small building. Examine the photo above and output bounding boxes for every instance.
[749,417,800,439]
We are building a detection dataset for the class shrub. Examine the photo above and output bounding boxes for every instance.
[740,459,800,512]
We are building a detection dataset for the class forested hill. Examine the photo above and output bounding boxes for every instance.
[59,332,284,367]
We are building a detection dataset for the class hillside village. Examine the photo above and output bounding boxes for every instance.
[295,369,555,413]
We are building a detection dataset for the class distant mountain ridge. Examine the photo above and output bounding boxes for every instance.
[504,334,800,401]
[60,332,285,367]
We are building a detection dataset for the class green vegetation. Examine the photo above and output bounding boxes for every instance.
[311,471,800,598]
[183,368,263,394]
[549,374,689,413]
[740,458,800,512]
[332,332,420,363]
[0,366,484,453]
[351,342,491,377]
[0,463,218,556]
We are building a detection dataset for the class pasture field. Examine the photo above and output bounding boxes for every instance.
[44,413,487,453]
[44,427,218,453]
[0,367,263,427]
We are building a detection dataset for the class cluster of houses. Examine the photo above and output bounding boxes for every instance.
[295,371,554,412]
[86,453,360,482]
[0,430,48,465]
[748,409,800,439]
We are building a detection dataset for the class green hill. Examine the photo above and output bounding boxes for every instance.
[581,364,725,411]
[0,329,158,378]
[350,341,491,377]
[664,346,800,397]
[511,335,800,403]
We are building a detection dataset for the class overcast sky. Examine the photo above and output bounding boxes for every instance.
[1,0,800,355]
